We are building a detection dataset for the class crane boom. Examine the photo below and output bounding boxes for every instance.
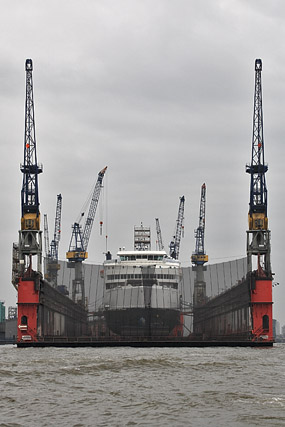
[67,166,107,262]
[43,214,50,258]
[82,167,107,251]
[191,183,208,265]
[192,184,208,308]
[155,218,164,251]
[50,194,62,262]
[44,194,63,287]
[66,166,107,304]
[169,196,185,260]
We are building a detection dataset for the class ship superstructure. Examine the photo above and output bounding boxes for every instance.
[103,225,182,337]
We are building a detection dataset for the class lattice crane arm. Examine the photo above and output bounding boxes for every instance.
[43,214,50,258]
[155,218,164,251]
[82,167,107,250]
[191,183,208,266]
[246,58,268,231]
[66,166,107,262]
[20,59,43,231]
[169,196,185,260]
[50,194,62,262]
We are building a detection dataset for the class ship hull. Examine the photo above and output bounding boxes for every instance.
[105,307,180,337]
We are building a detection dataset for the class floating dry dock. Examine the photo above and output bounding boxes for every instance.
[14,58,274,348]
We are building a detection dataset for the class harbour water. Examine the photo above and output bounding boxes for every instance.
[0,344,284,426]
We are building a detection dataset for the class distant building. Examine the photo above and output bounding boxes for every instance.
[5,319,17,342]
[273,320,281,338]
[0,301,5,322]
[275,320,280,336]
[0,302,5,341]
[282,325,285,337]
[8,306,17,320]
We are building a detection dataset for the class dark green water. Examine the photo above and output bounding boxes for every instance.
[0,344,284,426]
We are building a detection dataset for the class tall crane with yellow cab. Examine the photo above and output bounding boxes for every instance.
[18,59,43,279]
[66,166,107,305]
[246,59,271,275]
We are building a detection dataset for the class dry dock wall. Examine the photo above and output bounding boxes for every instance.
[17,275,88,342]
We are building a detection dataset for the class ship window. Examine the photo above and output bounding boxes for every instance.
[21,315,28,325]
[262,315,269,331]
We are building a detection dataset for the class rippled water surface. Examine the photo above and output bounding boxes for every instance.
[0,344,284,426]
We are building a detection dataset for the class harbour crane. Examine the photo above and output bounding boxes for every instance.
[44,194,62,287]
[18,59,43,279]
[246,59,271,275]
[66,166,107,304]
[43,214,49,261]
[155,218,164,251]
[169,196,185,260]
[191,183,208,306]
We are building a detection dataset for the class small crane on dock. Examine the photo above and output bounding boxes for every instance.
[246,59,271,275]
[66,166,107,305]
[44,194,62,287]
[169,196,185,260]
[191,183,208,306]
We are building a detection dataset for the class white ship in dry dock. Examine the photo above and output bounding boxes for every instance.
[103,225,182,337]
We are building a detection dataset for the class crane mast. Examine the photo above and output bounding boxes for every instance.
[191,183,208,265]
[18,59,43,277]
[67,166,107,304]
[169,196,185,260]
[50,194,62,263]
[246,59,271,275]
[155,218,164,251]
[43,214,50,260]
[44,194,62,287]
[191,183,208,307]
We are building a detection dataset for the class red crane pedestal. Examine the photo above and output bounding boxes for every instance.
[17,278,39,342]
[251,278,273,342]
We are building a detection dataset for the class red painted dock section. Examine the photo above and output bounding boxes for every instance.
[17,278,39,342]
[251,278,273,342]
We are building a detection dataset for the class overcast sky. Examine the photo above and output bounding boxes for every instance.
[1,0,285,326]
